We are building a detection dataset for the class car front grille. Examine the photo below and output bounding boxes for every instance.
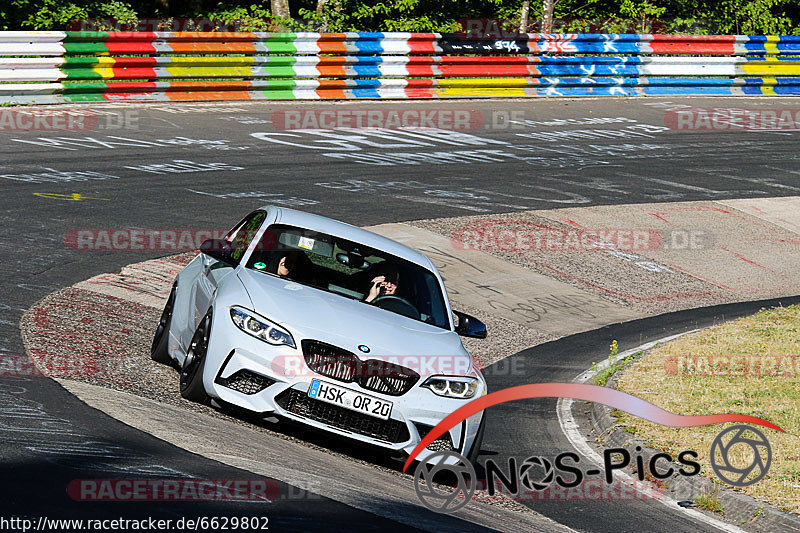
[275,389,410,444]
[301,339,420,396]
[301,340,361,382]
[216,370,275,395]
[360,372,417,396]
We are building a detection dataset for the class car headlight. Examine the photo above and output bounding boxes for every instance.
[422,376,479,399]
[230,306,295,349]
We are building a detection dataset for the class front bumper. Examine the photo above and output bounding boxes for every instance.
[202,317,485,462]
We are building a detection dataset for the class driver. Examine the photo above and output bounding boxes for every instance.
[268,251,301,279]
[364,267,399,303]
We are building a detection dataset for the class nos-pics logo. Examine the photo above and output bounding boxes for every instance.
[413,425,772,513]
[404,384,780,514]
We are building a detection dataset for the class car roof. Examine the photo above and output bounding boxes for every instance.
[266,206,434,269]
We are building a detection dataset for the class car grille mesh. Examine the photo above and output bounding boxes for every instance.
[415,423,455,452]
[276,389,410,443]
[216,370,276,395]
[301,340,420,396]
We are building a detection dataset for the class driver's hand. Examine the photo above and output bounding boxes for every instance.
[365,276,385,303]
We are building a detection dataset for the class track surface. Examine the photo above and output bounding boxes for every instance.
[2,97,799,530]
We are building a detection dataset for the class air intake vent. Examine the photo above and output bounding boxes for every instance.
[415,423,455,452]
[216,370,275,395]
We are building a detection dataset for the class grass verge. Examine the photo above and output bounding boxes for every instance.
[613,304,800,515]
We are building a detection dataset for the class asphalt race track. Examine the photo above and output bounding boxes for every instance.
[2,96,800,531]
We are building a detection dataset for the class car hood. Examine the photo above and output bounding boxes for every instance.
[237,269,470,364]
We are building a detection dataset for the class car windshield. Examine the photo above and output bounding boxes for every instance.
[245,224,450,329]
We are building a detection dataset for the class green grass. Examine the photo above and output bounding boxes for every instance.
[615,304,800,515]
[591,350,641,386]
[696,485,724,513]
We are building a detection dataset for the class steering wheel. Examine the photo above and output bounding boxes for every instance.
[370,295,420,320]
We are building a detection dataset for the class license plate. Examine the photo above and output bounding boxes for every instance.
[307,379,393,420]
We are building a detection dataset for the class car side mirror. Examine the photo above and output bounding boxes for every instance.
[200,239,234,264]
[453,310,487,339]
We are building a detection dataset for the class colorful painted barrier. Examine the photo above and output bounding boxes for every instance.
[2,31,800,103]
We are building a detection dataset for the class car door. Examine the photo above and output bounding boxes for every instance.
[191,210,267,330]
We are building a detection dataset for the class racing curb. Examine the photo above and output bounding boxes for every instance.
[583,352,800,533]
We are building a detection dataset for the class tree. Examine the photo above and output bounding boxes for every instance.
[271,0,289,19]
[541,0,554,32]
[314,0,342,31]
[519,0,530,32]
[619,0,666,32]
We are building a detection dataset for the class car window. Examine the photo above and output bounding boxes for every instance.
[224,210,267,266]
[246,224,450,329]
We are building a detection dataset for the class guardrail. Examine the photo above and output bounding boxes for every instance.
[2,31,800,104]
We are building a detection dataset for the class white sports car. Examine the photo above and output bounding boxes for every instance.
[151,206,487,464]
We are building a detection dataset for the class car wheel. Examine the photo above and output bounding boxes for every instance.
[151,282,177,365]
[180,309,212,403]
[467,413,486,466]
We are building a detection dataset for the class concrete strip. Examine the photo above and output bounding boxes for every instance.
[367,223,642,336]
[532,200,800,300]
[58,379,575,533]
[407,210,733,316]
[718,197,800,236]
